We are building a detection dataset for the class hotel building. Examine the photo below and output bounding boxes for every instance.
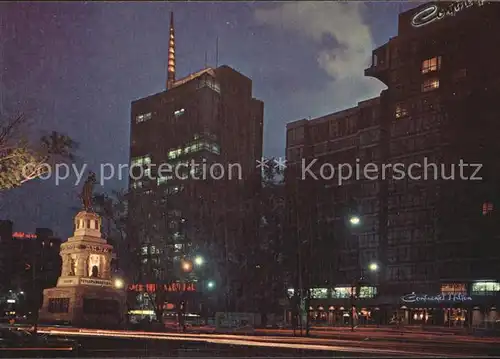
[285,1,500,326]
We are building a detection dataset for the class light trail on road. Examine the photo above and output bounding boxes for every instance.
[37,327,466,357]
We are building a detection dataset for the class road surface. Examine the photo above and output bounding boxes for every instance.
[32,326,500,357]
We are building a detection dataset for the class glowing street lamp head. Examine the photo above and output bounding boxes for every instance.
[349,216,361,226]
[182,260,193,272]
[368,262,379,272]
[207,280,215,289]
[114,278,124,289]
[194,256,204,266]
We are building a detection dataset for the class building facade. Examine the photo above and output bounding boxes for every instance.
[127,14,264,315]
[0,222,62,317]
[285,1,500,326]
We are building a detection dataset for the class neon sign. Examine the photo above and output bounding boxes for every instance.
[411,0,485,28]
[12,232,37,239]
[401,293,472,303]
[128,282,196,293]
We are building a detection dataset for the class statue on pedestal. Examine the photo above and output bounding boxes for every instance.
[80,171,96,212]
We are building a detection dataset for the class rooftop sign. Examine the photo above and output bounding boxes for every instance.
[12,232,37,239]
[128,282,196,293]
[411,0,485,28]
[401,293,472,303]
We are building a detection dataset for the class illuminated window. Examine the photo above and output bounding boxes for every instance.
[395,105,408,119]
[131,180,143,189]
[135,112,152,124]
[174,108,185,117]
[197,78,221,93]
[310,288,328,299]
[211,144,220,154]
[421,78,439,92]
[141,246,148,255]
[331,287,353,299]
[131,155,151,166]
[168,148,182,160]
[482,202,494,215]
[359,286,377,298]
[157,175,172,186]
[421,56,441,74]
[174,243,183,251]
[441,283,467,294]
[472,281,500,295]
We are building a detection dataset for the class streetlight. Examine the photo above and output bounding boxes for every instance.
[182,260,193,272]
[349,215,361,226]
[368,262,379,272]
[114,278,125,289]
[207,280,215,290]
[194,256,204,266]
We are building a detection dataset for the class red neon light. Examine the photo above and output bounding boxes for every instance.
[12,232,37,239]
[128,283,196,292]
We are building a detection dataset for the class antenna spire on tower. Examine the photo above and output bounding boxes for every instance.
[166,11,176,90]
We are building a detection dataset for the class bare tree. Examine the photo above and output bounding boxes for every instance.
[0,114,76,190]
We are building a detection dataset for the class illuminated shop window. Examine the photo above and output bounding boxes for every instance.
[331,287,352,299]
[441,283,467,294]
[421,56,441,74]
[421,78,440,92]
[135,112,152,124]
[358,286,377,298]
[482,202,494,215]
[310,288,328,299]
[471,281,500,295]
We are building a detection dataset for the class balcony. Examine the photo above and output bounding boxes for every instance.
[365,44,390,86]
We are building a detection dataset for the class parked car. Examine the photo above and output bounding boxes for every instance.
[0,328,81,353]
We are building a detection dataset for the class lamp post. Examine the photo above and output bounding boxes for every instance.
[351,262,379,331]
[347,214,361,332]
[114,278,125,289]
[194,256,204,267]
[349,215,361,226]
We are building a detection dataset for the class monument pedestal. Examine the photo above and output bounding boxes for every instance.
[38,211,126,328]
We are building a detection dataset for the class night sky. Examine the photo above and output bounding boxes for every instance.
[0,2,420,238]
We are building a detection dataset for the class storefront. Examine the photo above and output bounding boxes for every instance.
[285,286,379,326]
[397,288,500,327]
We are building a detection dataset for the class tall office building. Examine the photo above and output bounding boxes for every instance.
[285,1,500,326]
[128,13,263,311]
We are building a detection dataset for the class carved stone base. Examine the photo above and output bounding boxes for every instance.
[38,285,126,328]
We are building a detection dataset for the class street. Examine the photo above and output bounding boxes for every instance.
[27,325,500,357]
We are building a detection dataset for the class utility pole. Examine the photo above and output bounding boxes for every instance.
[32,249,38,336]
[223,210,230,315]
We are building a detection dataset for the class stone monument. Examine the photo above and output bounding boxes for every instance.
[38,172,126,328]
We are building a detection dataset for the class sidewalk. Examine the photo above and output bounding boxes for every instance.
[181,324,500,343]
[310,325,468,336]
